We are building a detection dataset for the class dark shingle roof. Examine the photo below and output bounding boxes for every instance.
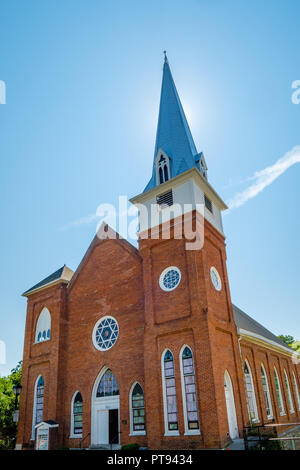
[233,304,294,352]
[23,265,74,296]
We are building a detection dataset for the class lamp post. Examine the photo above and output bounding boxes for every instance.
[12,384,22,423]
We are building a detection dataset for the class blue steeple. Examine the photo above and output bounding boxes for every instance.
[144,54,204,192]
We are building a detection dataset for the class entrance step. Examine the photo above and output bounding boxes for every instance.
[89,444,121,450]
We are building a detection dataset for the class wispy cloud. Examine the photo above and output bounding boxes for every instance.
[227,145,300,210]
[60,213,98,231]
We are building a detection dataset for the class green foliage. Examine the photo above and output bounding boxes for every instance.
[291,341,300,352]
[121,443,140,451]
[278,334,295,345]
[0,360,22,448]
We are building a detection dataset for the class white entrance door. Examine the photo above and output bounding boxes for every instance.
[96,410,109,444]
[91,368,120,446]
[224,371,239,440]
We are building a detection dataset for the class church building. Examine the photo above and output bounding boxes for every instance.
[16,56,300,450]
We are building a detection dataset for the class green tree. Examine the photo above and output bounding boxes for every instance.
[0,360,22,448]
[278,335,295,346]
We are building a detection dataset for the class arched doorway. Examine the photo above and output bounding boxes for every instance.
[91,368,120,446]
[224,371,238,440]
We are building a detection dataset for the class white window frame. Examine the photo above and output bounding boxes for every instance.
[92,315,119,351]
[161,349,179,436]
[69,391,83,438]
[244,359,259,423]
[292,371,300,411]
[274,366,285,416]
[260,364,273,419]
[283,369,294,413]
[179,345,200,436]
[210,266,222,292]
[129,382,146,436]
[31,375,44,440]
[35,307,51,343]
[159,266,181,292]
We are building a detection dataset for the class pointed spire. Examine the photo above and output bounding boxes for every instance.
[144,56,203,192]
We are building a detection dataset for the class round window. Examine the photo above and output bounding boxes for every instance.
[92,316,119,351]
[159,266,181,291]
[210,266,222,291]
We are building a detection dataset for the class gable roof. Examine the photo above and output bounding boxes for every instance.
[233,304,295,353]
[144,56,202,192]
[23,265,74,297]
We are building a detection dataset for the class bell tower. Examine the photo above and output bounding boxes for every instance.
[130,55,247,448]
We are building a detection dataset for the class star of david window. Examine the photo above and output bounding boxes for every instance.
[159,267,181,292]
[92,316,119,351]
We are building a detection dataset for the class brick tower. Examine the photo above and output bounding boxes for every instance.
[130,54,248,448]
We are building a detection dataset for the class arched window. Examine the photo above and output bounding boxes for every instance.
[292,371,300,411]
[70,392,83,437]
[32,375,44,439]
[283,369,294,413]
[161,350,178,434]
[156,153,170,185]
[243,361,258,422]
[35,307,51,343]
[130,383,146,435]
[96,369,119,397]
[180,346,200,434]
[260,364,273,419]
[274,367,285,415]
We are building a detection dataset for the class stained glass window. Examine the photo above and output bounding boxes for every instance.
[292,372,300,411]
[260,365,272,418]
[96,369,119,397]
[284,370,294,413]
[35,307,51,343]
[159,267,181,292]
[94,317,119,351]
[274,367,285,415]
[35,376,44,426]
[244,362,258,421]
[73,392,83,435]
[163,350,178,431]
[132,383,145,432]
[181,347,199,430]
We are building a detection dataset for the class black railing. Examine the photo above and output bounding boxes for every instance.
[80,432,90,449]
[243,422,300,450]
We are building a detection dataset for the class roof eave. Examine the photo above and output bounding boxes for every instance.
[131,166,228,210]
[22,278,70,297]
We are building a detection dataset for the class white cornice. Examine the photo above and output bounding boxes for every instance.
[238,327,299,358]
[130,167,228,211]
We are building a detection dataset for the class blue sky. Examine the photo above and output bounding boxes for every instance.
[0,0,299,376]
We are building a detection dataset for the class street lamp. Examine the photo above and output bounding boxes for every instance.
[12,384,22,422]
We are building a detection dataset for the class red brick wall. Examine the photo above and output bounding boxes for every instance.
[240,341,300,425]
[17,216,300,450]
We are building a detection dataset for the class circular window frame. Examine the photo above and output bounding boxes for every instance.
[159,266,182,292]
[210,266,222,291]
[92,316,119,352]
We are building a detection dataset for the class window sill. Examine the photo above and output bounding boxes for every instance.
[184,430,201,436]
[69,435,82,439]
[164,431,180,437]
[129,431,146,436]
[266,416,273,420]
[279,412,286,416]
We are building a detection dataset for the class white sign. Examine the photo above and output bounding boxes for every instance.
[36,425,49,450]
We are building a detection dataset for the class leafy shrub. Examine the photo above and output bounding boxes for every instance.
[121,443,140,451]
